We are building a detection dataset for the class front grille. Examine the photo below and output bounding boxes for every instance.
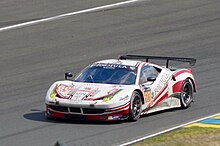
[69,107,81,113]
[65,114,87,120]
[82,108,105,114]
[48,105,106,115]
[49,105,68,112]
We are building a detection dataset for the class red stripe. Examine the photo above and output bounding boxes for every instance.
[140,62,147,68]
[147,69,193,109]
[173,69,196,92]
[135,62,141,68]
[106,102,130,112]
[153,83,168,102]
[173,69,192,78]
[172,80,184,93]
[46,105,129,121]
[154,92,168,106]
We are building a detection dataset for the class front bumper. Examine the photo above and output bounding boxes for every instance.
[45,102,130,121]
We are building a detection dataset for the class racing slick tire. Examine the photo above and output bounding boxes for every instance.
[129,91,142,121]
[180,79,194,109]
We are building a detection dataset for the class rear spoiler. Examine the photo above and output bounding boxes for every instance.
[119,55,196,68]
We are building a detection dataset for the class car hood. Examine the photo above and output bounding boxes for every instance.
[54,81,127,101]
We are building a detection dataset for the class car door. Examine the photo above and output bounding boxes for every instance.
[139,65,160,106]
[141,67,172,112]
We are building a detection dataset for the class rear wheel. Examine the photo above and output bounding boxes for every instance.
[129,91,142,121]
[180,79,194,109]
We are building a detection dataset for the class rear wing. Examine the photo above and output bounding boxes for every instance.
[119,55,196,68]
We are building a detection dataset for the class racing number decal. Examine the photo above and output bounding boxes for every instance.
[143,87,153,103]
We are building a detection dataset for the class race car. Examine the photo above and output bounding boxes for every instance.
[45,55,196,121]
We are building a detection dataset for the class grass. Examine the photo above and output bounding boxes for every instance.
[134,126,220,146]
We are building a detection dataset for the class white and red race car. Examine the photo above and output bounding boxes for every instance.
[45,55,196,121]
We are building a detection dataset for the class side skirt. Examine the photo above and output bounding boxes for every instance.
[142,93,181,115]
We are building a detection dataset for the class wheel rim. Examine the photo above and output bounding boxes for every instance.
[182,82,193,105]
[132,95,141,117]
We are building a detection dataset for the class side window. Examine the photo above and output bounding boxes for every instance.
[139,65,160,84]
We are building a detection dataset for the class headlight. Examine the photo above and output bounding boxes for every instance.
[102,89,122,102]
[50,87,57,99]
[103,94,114,102]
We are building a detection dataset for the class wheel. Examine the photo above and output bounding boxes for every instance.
[129,91,142,121]
[180,79,194,109]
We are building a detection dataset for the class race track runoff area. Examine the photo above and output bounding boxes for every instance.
[185,115,220,128]
[134,114,220,146]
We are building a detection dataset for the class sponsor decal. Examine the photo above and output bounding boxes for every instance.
[108,116,113,120]
[120,95,129,101]
[82,88,100,100]
[108,115,121,120]
[74,92,87,98]
[112,115,120,119]
[93,63,128,69]
[151,73,170,98]
[88,88,99,97]
[56,84,74,99]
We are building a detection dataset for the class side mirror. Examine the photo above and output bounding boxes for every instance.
[147,77,156,82]
[65,72,73,80]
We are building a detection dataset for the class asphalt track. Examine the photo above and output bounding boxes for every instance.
[0,0,220,146]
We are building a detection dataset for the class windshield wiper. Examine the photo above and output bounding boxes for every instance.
[89,74,94,83]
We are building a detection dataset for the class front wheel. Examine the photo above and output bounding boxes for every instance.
[180,79,194,109]
[129,91,142,121]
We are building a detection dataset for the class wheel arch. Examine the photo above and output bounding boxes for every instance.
[134,89,144,104]
[172,77,196,94]
[180,78,194,108]
[186,77,197,93]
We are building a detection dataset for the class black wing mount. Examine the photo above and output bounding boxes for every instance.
[119,55,196,68]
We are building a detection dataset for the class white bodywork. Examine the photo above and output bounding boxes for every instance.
[45,59,196,120]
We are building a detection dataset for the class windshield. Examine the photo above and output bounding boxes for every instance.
[74,63,137,85]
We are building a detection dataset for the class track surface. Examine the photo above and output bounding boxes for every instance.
[0,0,220,145]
